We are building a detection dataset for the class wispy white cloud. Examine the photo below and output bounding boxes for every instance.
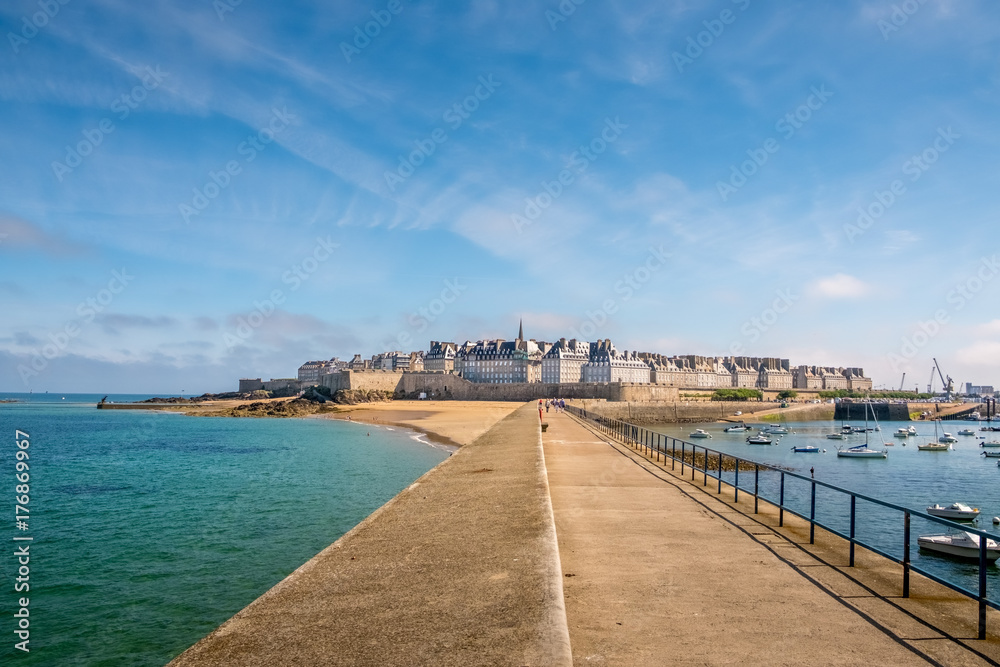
[809,274,871,299]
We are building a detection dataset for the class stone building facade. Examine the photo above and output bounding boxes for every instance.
[541,338,592,384]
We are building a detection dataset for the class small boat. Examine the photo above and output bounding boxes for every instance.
[958,428,977,436]
[907,425,917,435]
[689,429,711,439]
[918,442,950,451]
[982,440,1000,448]
[765,425,789,434]
[837,445,887,458]
[894,428,910,438]
[918,532,1000,561]
[939,433,959,443]
[746,432,773,445]
[791,445,820,453]
[982,451,1000,458]
[842,424,854,433]
[927,503,980,520]
[723,424,747,433]
[826,433,846,440]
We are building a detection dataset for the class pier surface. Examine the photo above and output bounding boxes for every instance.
[545,409,1000,665]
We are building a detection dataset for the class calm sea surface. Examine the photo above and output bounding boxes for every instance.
[650,418,1000,601]
[0,394,449,665]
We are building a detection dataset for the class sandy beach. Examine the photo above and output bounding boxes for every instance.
[319,400,524,447]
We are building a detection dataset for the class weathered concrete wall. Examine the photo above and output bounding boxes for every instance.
[835,403,911,422]
[570,400,781,424]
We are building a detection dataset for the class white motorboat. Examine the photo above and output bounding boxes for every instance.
[982,440,1000,448]
[918,442,950,451]
[746,432,772,445]
[939,433,959,443]
[983,451,1000,458]
[958,428,977,436]
[723,424,747,433]
[791,445,821,453]
[765,425,789,434]
[689,429,711,439]
[918,532,1000,561]
[894,428,910,438]
[826,433,846,440]
[907,425,918,435]
[926,503,980,520]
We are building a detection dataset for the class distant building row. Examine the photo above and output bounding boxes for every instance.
[284,323,872,392]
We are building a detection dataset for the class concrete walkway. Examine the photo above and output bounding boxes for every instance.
[544,410,1000,666]
[170,403,570,666]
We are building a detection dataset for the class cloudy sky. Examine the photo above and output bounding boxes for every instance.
[1,0,998,393]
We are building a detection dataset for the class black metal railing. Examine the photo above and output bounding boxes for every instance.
[565,406,998,639]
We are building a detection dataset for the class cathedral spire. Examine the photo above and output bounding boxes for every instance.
[518,318,524,341]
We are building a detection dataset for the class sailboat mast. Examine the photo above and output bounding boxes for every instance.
[865,399,869,446]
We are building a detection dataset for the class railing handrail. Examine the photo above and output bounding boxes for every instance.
[565,405,997,638]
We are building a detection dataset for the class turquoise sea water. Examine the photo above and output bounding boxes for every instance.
[652,419,1000,600]
[0,395,449,665]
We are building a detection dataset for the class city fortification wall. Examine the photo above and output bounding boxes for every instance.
[396,372,681,402]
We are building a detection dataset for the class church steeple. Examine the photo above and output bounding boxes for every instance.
[518,318,524,341]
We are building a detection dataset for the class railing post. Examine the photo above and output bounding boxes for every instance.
[692,446,697,481]
[717,452,722,494]
[779,472,785,527]
[754,465,759,514]
[903,511,910,598]
[809,481,816,544]
[849,495,856,567]
[703,448,708,486]
[681,442,685,475]
[980,536,988,640]
[734,462,739,502]
[671,439,676,470]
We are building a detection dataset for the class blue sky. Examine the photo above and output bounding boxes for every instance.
[1,0,999,393]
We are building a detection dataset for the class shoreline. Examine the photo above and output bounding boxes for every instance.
[310,413,462,452]
[114,397,524,448]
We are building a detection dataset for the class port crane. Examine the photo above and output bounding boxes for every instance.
[932,357,954,401]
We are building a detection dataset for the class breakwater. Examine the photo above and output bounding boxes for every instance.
[169,403,572,666]
[567,399,833,424]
